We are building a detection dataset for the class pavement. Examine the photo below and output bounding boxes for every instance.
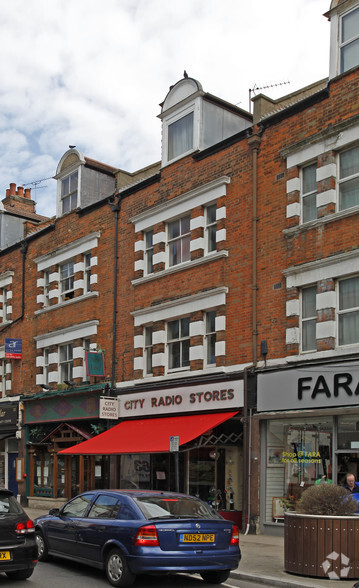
[24,506,359,588]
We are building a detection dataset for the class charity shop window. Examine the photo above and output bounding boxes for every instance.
[302,163,317,223]
[168,112,194,161]
[340,6,359,74]
[168,216,191,267]
[339,145,359,211]
[61,170,78,214]
[338,275,359,346]
[301,286,317,352]
[167,317,190,370]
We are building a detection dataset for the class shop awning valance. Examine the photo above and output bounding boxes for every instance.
[58,411,238,455]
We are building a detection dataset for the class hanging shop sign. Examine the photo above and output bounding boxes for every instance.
[118,379,243,418]
[258,362,359,412]
[85,351,105,377]
[5,338,22,359]
[99,396,119,420]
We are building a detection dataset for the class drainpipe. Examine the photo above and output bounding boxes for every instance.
[243,132,262,535]
[109,195,121,391]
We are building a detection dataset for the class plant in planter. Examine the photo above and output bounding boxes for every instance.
[284,483,359,580]
[295,482,358,516]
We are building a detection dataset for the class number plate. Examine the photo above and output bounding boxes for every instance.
[180,533,215,543]
[0,551,11,560]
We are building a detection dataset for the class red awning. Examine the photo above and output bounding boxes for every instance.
[58,411,238,455]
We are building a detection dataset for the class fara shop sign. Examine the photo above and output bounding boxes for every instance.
[118,380,243,418]
[258,363,359,412]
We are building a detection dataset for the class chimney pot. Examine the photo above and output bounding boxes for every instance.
[17,186,24,197]
[9,183,16,195]
[24,188,31,199]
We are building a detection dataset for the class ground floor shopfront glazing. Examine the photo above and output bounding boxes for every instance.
[257,361,359,534]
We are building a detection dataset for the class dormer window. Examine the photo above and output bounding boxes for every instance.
[61,171,78,214]
[341,6,359,73]
[168,112,194,161]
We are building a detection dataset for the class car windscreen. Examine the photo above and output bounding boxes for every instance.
[134,495,223,519]
[0,494,24,515]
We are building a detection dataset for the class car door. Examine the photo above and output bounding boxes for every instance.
[46,493,95,557]
[75,494,125,562]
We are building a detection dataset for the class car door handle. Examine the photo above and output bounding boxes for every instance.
[96,526,106,532]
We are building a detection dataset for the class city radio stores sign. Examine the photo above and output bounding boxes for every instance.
[99,397,119,420]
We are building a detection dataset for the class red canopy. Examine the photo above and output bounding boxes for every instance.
[59,411,238,455]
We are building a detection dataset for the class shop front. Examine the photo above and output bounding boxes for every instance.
[257,360,359,534]
[0,399,20,495]
[60,378,244,526]
[23,384,110,508]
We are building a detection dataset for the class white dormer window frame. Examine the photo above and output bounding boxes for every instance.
[340,5,359,74]
[56,165,82,217]
[162,100,200,167]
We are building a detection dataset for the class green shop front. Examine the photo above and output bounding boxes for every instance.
[23,384,110,506]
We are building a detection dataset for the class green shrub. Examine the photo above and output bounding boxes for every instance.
[296,483,358,516]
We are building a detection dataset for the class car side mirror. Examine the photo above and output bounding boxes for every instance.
[49,508,60,516]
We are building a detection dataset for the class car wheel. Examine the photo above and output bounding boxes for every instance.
[35,530,49,561]
[6,569,34,580]
[105,548,135,587]
[200,570,231,584]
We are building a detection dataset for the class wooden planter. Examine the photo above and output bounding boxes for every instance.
[284,511,359,580]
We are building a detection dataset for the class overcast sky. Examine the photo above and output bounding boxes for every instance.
[0,0,331,217]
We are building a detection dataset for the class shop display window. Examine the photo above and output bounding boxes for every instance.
[265,417,333,523]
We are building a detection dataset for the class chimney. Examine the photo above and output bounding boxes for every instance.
[3,183,35,214]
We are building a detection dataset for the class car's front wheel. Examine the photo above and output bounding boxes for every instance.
[105,548,135,587]
[200,570,231,584]
[6,569,34,580]
[35,530,49,561]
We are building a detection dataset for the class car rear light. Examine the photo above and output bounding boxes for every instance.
[15,520,35,534]
[230,524,239,545]
[134,524,159,546]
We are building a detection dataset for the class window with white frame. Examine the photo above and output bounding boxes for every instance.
[43,348,50,385]
[84,253,91,293]
[60,260,75,301]
[44,271,51,307]
[168,317,190,370]
[59,343,73,382]
[339,146,359,211]
[2,287,8,323]
[144,326,153,375]
[302,163,317,223]
[301,286,317,352]
[61,171,78,214]
[340,6,359,74]
[339,276,359,346]
[168,112,194,161]
[145,230,154,275]
[205,310,216,365]
[206,204,217,253]
[0,360,6,396]
[168,216,191,267]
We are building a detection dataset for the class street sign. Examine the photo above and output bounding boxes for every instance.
[170,435,179,452]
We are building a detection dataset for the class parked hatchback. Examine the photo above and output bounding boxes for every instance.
[0,488,37,581]
[35,489,241,586]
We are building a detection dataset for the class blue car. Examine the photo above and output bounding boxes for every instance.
[35,489,241,587]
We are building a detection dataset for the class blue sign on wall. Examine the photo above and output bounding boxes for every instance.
[5,338,22,359]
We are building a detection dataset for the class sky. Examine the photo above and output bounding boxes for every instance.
[0,0,331,218]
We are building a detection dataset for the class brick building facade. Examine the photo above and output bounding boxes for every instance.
[0,0,358,535]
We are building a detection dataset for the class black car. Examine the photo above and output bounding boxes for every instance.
[35,489,241,587]
[0,489,37,581]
